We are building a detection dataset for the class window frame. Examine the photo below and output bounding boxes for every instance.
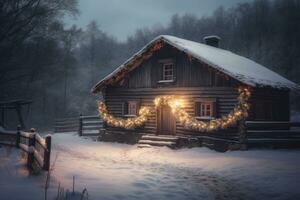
[128,101,137,116]
[162,62,174,81]
[200,102,213,117]
[123,101,139,117]
[194,98,217,119]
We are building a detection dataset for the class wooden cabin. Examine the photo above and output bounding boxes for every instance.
[92,35,300,150]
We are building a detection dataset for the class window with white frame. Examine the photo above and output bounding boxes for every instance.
[162,63,174,81]
[195,99,216,118]
[123,101,138,116]
[201,102,212,117]
[128,101,137,115]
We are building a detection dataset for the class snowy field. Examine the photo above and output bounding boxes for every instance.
[1,133,300,200]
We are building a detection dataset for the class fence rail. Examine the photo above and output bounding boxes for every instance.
[54,114,103,136]
[246,121,300,130]
[243,120,300,148]
[246,121,300,133]
[0,127,51,171]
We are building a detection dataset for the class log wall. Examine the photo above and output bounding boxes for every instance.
[105,87,241,137]
[103,43,290,137]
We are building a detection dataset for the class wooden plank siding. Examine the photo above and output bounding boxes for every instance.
[248,88,290,121]
[102,43,290,137]
[120,44,239,89]
[105,87,240,137]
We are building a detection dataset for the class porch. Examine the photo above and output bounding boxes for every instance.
[54,115,300,151]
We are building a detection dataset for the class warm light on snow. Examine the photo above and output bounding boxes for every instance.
[1,133,300,200]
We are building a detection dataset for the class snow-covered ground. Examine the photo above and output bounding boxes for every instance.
[1,133,300,200]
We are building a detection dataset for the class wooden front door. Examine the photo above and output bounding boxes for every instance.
[157,106,176,135]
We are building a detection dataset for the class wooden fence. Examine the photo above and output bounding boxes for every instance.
[54,117,79,133]
[181,120,300,151]
[245,121,300,147]
[0,127,51,171]
[54,114,103,136]
[246,121,300,135]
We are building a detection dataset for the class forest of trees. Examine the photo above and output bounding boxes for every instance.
[0,0,300,130]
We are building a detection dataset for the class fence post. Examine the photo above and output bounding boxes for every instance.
[43,135,51,171]
[79,114,83,136]
[238,119,247,150]
[27,128,36,169]
[16,125,21,148]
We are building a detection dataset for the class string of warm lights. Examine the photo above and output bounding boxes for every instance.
[98,86,251,132]
[154,87,251,132]
[98,102,151,129]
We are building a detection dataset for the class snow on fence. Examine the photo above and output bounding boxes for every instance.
[0,126,51,171]
[54,114,103,136]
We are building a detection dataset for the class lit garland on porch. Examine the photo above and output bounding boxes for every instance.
[98,87,251,132]
[154,87,251,132]
[98,102,151,129]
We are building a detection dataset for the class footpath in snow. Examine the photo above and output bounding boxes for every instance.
[1,133,300,200]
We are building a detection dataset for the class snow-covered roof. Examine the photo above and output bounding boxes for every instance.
[92,35,299,93]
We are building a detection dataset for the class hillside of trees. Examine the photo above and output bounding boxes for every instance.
[0,0,299,130]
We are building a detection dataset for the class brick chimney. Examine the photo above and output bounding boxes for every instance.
[203,35,221,48]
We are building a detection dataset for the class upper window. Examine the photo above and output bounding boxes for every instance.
[162,63,174,81]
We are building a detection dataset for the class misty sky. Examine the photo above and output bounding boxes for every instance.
[66,0,252,41]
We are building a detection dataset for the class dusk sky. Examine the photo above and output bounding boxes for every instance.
[65,0,252,41]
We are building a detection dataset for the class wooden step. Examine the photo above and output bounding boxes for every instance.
[137,134,179,148]
[138,139,176,147]
[141,135,178,142]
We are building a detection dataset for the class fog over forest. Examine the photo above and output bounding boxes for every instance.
[0,0,300,130]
